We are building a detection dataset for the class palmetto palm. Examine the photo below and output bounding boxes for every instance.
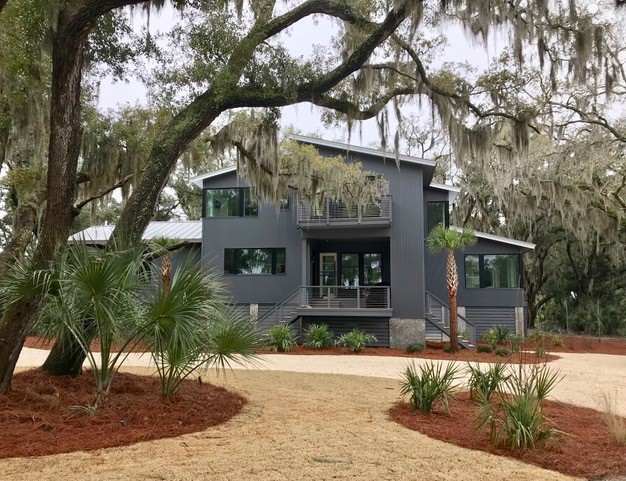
[426,225,476,353]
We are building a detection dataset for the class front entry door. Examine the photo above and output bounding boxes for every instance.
[319,253,337,296]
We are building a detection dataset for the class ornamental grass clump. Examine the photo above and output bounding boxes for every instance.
[467,362,509,401]
[337,328,376,352]
[304,323,334,349]
[400,361,461,414]
[598,392,626,446]
[474,363,563,450]
[266,324,297,352]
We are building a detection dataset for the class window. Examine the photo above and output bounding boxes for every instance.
[341,254,359,286]
[224,248,285,275]
[465,254,520,288]
[339,252,383,286]
[427,201,449,232]
[204,188,258,217]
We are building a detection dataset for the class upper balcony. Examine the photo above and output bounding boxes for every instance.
[297,195,392,229]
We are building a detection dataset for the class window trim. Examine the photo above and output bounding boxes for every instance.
[427,200,450,232]
[464,253,522,289]
[202,187,258,218]
[224,248,286,275]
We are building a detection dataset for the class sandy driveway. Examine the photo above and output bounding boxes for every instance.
[3,348,624,481]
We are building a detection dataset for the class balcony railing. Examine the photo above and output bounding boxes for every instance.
[297,195,392,227]
[300,285,391,309]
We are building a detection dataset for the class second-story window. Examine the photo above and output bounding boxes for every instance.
[427,201,449,232]
[203,188,258,217]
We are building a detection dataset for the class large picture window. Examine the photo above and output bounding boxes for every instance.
[224,248,285,275]
[465,254,520,288]
[204,188,258,217]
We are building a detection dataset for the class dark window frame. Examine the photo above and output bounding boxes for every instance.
[338,251,384,286]
[464,254,522,289]
[427,201,450,233]
[224,248,286,275]
[202,187,258,218]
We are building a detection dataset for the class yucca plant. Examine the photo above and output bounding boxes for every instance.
[266,324,297,352]
[467,362,509,401]
[474,363,562,449]
[337,328,376,352]
[304,323,334,349]
[400,361,460,414]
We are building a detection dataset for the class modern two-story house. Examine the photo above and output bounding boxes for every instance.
[190,135,535,349]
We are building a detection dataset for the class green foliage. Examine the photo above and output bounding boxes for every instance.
[550,334,564,348]
[148,261,259,399]
[426,225,477,254]
[442,342,451,353]
[483,326,511,348]
[337,328,377,352]
[266,325,297,352]
[494,347,511,357]
[477,344,493,353]
[304,323,334,349]
[406,342,425,353]
[467,362,509,401]
[508,333,525,353]
[400,361,461,414]
[474,364,562,450]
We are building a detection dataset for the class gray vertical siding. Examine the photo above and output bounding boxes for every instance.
[202,171,302,304]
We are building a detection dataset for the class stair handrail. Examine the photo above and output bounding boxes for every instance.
[425,290,477,346]
[256,286,304,329]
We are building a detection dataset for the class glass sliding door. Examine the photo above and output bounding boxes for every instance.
[319,253,337,296]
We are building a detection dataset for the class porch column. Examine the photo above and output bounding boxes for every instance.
[301,238,308,286]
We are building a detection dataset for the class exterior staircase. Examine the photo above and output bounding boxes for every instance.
[255,287,304,333]
[425,291,476,350]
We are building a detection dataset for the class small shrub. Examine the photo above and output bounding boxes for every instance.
[534,345,546,358]
[467,362,509,401]
[442,342,451,353]
[551,334,564,348]
[400,361,461,414]
[482,330,499,348]
[493,325,512,344]
[494,347,511,357]
[266,325,297,352]
[337,328,376,352]
[406,342,424,353]
[474,363,562,450]
[477,344,493,353]
[598,392,626,446]
[508,334,524,353]
[304,323,333,349]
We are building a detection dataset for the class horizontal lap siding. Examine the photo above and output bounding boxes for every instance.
[301,317,389,347]
[464,308,516,338]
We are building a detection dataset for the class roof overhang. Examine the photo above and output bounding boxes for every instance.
[450,226,536,251]
[428,182,461,204]
[190,165,237,188]
[68,221,202,245]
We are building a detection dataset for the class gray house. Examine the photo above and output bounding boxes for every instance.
[191,135,535,349]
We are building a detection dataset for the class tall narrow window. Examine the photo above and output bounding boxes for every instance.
[341,253,359,286]
[363,253,383,285]
[427,201,449,232]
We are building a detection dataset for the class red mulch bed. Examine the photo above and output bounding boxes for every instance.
[524,335,626,356]
[390,392,626,479]
[259,344,559,363]
[0,369,245,459]
[23,336,150,353]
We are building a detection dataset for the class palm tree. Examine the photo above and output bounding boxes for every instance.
[426,225,476,353]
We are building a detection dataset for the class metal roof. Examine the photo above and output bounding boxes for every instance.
[428,182,461,204]
[68,221,202,245]
[450,226,536,251]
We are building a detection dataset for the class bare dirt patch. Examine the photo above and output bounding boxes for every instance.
[390,392,626,480]
[0,369,245,459]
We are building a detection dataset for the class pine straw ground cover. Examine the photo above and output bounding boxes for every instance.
[390,391,626,480]
[0,369,245,458]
